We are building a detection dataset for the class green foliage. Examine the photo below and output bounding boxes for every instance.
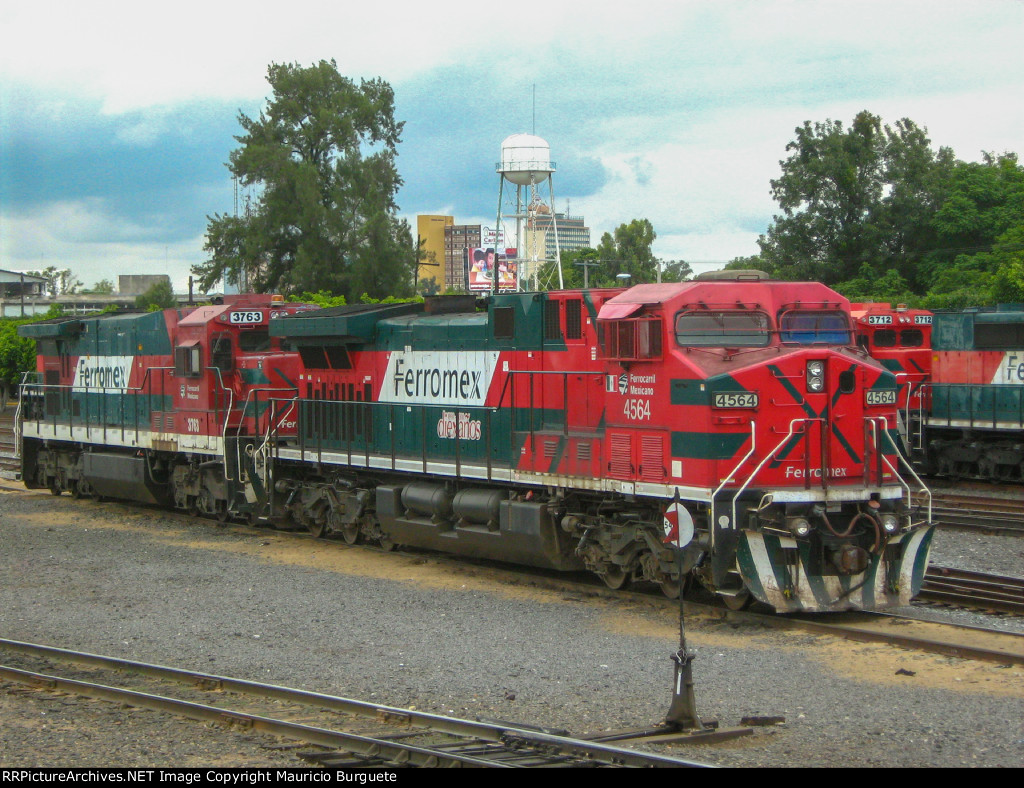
[194,60,418,303]
[357,293,423,305]
[833,265,915,304]
[26,266,81,297]
[0,317,39,402]
[595,219,659,285]
[760,111,1024,306]
[290,291,347,308]
[134,280,176,311]
[725,255,766,272]
[660,259,693,283]
[418,276,441,296]
[83,279,115,294]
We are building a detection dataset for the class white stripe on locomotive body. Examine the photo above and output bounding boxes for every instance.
[923,418,1024,431]
[989,351,1024,385]
[19,420,224,455]
[272,445,905,506]
[20,418,906,511]
[738,529,933,613]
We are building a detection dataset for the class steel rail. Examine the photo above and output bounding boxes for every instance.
[0,639,710,769]
[920,566,1024,615]
[0,663,507,768]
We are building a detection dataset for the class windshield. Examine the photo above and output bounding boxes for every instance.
[675,311,770,347]
[779,310,851,345]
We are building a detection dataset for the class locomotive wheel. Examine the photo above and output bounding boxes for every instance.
[659,577,681,599]
[187,496,200,517]
[601,566,630,591]
[306,519,327,539]
[215,501,230,524]
[340,522,361,545]
[48,479,61,496]
[721,589,752,611]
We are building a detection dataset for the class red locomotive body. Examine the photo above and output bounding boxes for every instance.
[264,274,934,612]
[850,303,933,413]
[18,294,313,515]
[18,276,935,613]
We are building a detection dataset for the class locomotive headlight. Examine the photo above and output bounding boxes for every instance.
[880,513,899,533]
[806,360,825,392]
[787,517,812,537]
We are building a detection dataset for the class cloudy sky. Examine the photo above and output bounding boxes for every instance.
[1,1,1022,293]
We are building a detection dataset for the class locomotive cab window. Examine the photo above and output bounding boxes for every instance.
[599,317,662,360]
[779,310,851,345]
[872,329,897,348]
[211,332,233,372]
[174,342,202,378]
[238,330,271,353]
[899,329,924,347]
[675,311,769,347]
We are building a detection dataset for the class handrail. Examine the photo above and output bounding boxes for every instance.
[231,386,296,483]
[868,416,933,523]
[18,366,174,442]
[253,395,298,490]
[708,421,757,551]
[723,418,825,536]
[13,370,35,466]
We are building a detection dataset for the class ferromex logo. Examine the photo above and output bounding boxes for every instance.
[73,355,133,391]
[382,350,499,406]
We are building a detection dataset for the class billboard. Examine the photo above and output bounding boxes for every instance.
[466,247,518,292]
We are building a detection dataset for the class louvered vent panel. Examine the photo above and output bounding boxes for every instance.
[543,437,559,458]
[639,434,665,481]
[576,441,592,461]
[608,433,632,477]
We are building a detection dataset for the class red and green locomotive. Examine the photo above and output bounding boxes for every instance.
[17,274,934,613]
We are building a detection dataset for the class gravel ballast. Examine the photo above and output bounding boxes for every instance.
[0,482,1022,768]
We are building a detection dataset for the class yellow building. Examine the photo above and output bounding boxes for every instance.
[416,215,453,293]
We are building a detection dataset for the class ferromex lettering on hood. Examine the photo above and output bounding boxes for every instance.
[73,355,133,391]
[382,350,500,407]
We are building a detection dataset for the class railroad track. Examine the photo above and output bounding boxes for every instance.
[1,474,1021,635]
[919,565,1024,615]
[922,491,1024,534]
[0,639,713,769]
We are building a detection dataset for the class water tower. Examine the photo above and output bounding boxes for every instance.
[493,134,563,291]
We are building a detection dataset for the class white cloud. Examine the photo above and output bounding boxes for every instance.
[1,200,203,292]
[2,1,1021,281]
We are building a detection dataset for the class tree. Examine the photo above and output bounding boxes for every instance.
[26,266,81,298]
[84,279,115,294]
[660,259,693,282]
[759,111,950,286]
[0,317,41,409]
[193,60,418,302]
[917,153,1024,293]
[591,219,660,286]
[135,280,176,311]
